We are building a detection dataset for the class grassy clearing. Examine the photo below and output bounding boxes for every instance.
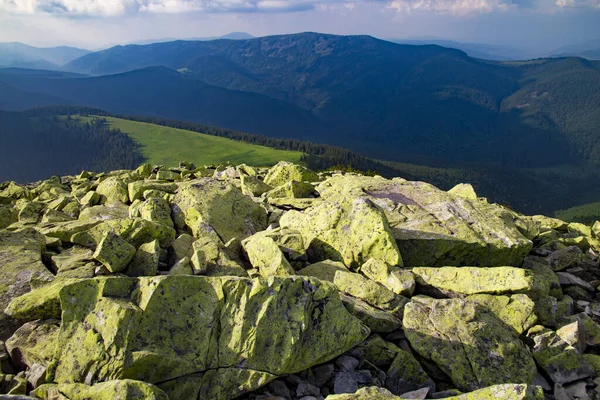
[555,202,600,224]
[74,116,304,167]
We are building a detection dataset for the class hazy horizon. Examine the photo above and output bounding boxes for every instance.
[0,0,598,54]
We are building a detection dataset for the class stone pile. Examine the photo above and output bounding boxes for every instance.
[1,161,600,400]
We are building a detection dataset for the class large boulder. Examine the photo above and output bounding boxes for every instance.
[280,198,402,270]
[403,298,537,392]
[70,218,176,248]
[316,175,532,267]
[172,179,267,242]
[33,380,168,400]
[412,266,552,299]
[96,177,129,204]
[264,162,321,187]
[5,319,60,369]
[324,385,544,400]
[48,276,369,399]
[242,235,295,277]
[0,229,52,340]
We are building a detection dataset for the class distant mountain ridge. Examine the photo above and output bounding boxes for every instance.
[2,32,600,170]
[0,42,90,69]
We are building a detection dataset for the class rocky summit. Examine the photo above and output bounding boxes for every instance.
[1,161,600,400]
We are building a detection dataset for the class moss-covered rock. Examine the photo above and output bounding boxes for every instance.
[340,294,402,333]
[0,204,18,229]
[92,232,136,273]
[190,229,248,277]
[264,161,321,187]
[240,175,273,197]
[466,294,537,334]
[448,183,478,200]
[78,203,129,221]
[242,235,295,277]
[173,179,267,242]
[403,298,537,392]
[96,177,129,204]
[79,191,100,207]
[266,181,315,199]
[385,349,435,395]
[5,319,60,369]
[530,328,595,384]
[298,260,348,283]
[70,218,175,248]
[0,229,51,340]
[334,270,407,313]
[280,198,402,270]
[49,276,369,397]
[4,279,79,322]
[33,380,169,400]
[412,266,551,299]
[127,240,160,277]
[316,175,532,267]
[135,198,173,228]
[127,181,177,203]
[360,259,415,297]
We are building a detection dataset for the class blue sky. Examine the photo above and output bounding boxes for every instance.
[0,0,598,52]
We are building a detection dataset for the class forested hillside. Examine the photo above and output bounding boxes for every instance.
[0,110,143,183]
[51,33,600,167]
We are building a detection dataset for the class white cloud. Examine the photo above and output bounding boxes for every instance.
[0,0,597,16]
[387,0,514,15]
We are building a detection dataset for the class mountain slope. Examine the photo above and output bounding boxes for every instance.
[0,42,90,68]
[29,33,600,167]
[0,80,65,111]
[0,66,325,139]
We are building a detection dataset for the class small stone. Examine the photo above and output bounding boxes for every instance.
[296,382,320,397]
[352,369,373,384]
[268,380,291,398]
[333,371,358,394]
[313,364,335,387]
[557,272,595,292]
[556,320,586,353]
[564,381,590,400]
[335,356,360,372]
[92,232,136,273]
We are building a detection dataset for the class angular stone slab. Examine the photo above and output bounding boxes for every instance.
[172,179,267,242]
[49,276,369,398]
[403,298,537,392]
[317,175,532,267]
[280,198,402,270]
[412,267,552,299]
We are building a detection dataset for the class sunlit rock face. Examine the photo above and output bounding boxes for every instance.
[2,162,600,400]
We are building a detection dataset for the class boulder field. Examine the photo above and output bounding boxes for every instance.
[1,161,600,399]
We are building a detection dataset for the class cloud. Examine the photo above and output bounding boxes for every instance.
[0,0,597,16]
[386,0,513,14]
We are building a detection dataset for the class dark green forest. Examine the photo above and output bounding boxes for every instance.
[0,109,144,183]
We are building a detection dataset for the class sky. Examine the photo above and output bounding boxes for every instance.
[0,0,598,52]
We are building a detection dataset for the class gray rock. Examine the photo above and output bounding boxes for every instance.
[557,272,595,292]
[398,387,430,399]
[25,363,46,388]
[296,382,320,397]
[333,371,358,394]
[269,380,291,399]
[335,356,360,373]
[313,364,335,387]
[352,369,373,384]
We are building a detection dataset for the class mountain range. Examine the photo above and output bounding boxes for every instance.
[1,33,598,170]
[0,42,90,69]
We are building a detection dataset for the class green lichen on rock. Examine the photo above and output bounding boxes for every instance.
[403,298,537,392]
[317,175,532,267]
[4,278,79,322]
[340,295,402,333]
[127,240,160,277]
[96,177,129,204]
[385,349,435,395]
[530,328,595,384]
[242,235,295,277]
[448,183,478,200]
[197,368,277,400]
[466,294,537,334]
[127,181,177,203]
[71,218,175,248]
[5,319,60,369]
[412,266,550,299]
[49,276,368,395]
[360,258,415,297]
[135,198,174,228]
[334,270,407,312]
[33,380,169,400]
[172,178,267,242]
[240,174,273,197]
[266,181,315,199]
[264,161,321,187]
[280,198,402,270]
[0,228,51,340]
[298,260,348,283]
[92,232,136,273]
